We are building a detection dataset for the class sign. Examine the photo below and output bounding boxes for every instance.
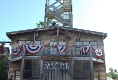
[43,61,71,70]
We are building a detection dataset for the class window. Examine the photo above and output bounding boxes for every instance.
[90,41,98,48]
[23,60,32,79]
[15,71,20,80]
[75,42,82,46]
[49,41,57,54]
[83,41,89,45]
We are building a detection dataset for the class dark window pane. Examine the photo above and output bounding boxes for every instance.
[25,60,32,70]
[23,71,32,79]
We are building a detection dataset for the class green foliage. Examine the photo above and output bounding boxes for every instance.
[36,21,44,28]
[107,67,118,79]
[36,21,50,28]
[0,59,8,80]
[39,21,44,27]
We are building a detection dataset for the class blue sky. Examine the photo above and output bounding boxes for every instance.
[0,0,118,72]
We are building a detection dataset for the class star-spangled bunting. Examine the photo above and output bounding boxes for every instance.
[25,45,43,54]
[56,45,67,53]
[82,45,90,55]
[94,48,103,58]
[12,45,22,56]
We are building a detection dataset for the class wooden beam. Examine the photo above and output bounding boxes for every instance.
[42,56,72,60]
[9,56,22,62]
[24,56,41,59]
[73,57,91,60]
[0,41,11,43]
[92,57,105,63]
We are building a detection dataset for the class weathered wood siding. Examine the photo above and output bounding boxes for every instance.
[94,63,106,80]
[12,29,104,49]
[9,61,21,80]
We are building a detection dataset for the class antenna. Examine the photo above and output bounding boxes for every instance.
[44,0,73,28]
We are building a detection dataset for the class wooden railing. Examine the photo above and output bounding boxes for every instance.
[10,45,105,60]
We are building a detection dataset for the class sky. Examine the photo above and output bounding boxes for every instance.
[0,0,118,72]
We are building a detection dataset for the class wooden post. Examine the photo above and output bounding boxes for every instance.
[90,45,94,80]
[40,60,43,80]
[20,44,25,80]
[34,32,36,43]
[90,60,94,80]
[20,58,24,80]
[71,60,74,80]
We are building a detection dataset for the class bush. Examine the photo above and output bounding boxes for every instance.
[0,59,8,80]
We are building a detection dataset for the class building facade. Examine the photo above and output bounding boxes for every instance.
[7,27,107,80]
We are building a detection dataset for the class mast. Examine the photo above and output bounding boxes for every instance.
[44,0,73,28]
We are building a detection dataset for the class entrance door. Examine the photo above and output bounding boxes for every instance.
[41,61,72,80]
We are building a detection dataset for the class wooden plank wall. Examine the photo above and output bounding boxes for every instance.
[94,63,106,80]
[9,62,21,80]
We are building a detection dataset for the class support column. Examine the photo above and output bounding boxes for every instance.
[71,59,74,80]
[40,60,43,80]
[90,46,94,80]
[90,60,94,80]
[20,58,24,80]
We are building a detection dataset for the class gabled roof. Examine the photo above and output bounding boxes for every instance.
[6,26,107,39]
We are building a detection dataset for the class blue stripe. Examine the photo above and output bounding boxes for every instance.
[28,45,40,51]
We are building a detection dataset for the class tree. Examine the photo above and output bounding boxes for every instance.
[107,67,118,79]
[36,21,44,28]
[0,59,8,80]
[36,21,50,28]
[39,21,44,27]
[114,69,118,73]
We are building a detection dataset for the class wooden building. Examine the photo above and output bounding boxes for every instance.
[7,27,107,80]
[7,0,107,80]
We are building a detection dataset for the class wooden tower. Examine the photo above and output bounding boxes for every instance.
[44,0,73,27]
[7,0,107,80]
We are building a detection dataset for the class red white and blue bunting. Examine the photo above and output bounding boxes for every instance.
[82,45,90,55]
[94,48,103,58]
[12,45,22,56]
[25,45,43,54]
[56,45,67,53]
